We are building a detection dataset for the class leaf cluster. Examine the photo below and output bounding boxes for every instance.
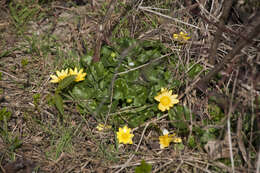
[71,38,178,127]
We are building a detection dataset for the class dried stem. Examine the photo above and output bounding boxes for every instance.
[227,69,239,173]
[208,0,233,64]
[196,16,260,92]
[93,0,117,62]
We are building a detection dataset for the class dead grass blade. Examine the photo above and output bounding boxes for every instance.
[237,113,252,168]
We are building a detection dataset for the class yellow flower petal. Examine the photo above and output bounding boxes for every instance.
[111,52,116,58]
[173,34,179,39]
[69,67,86,82]
[117,126,134,144]
[173,137,182,143]
[173,32,190,43]
[154,88,179,112]
[159,134,173,149]
[159,130,182,149]
[96,123,112,131]
[50,68,69,83]
[158,103,166,112]
[50,75,60,83]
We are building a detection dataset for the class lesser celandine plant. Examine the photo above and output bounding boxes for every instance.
[49,67,86,116]
[48,38,189,150]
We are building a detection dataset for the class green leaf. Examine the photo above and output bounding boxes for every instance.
[168,105,194,132]
[193,126,204,136]
[96,88,109,101]
[134,92,147,106]
[56,75,76,93]
[101,46,118,67]
[174,143,185,151]
[169,111,188,131]
[200,131,216,144]
[141,65,158,82]
[156,80,167,90]
[72,85,94,100]
[208,104,225,122]
[101,46,112,57]
[114,78,128,100]
[88,100,98,112]
[126,70,140,82]
[0,48,17,58]
[116,37,137,50]
[188,63,203,78]
[94,62,105,78]
[135,160,152,173]
[188,135,196,148]
[129,110,154,127]
[90,62,106,81]
[137,49,159,63]
[9,136,22,151]
[138,53,147,63]
[133,86,147,106]
[54,94,64,115]
[172,80,181,90]
[0,108,11,121]
[80,54,93,68]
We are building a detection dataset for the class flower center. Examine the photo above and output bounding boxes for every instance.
[122,133,129,140]
[161,96,171,106]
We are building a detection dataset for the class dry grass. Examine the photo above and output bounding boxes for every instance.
[0,0,259,172]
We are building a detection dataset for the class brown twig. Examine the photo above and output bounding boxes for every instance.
[237,113,252,168]
[189,5,260,52]
[0,165,6,173]
[226,69,239,173]
[196,14,260,93]
[208,0,233,64]
[257,149,260,173]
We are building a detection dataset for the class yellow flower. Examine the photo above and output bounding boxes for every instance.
[117,125,134,144]
[50,69,69,83]
[111,52,116,58]
[154,88,179,112]
[96,123,112,131]
[173,137,182,143]
[69,67,86,82]
[159,129,182,149]
[159,129,173,149]
[173,32,190,42]
[173,33,179,40]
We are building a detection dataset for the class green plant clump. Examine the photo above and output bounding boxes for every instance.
[56,38,181,128]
